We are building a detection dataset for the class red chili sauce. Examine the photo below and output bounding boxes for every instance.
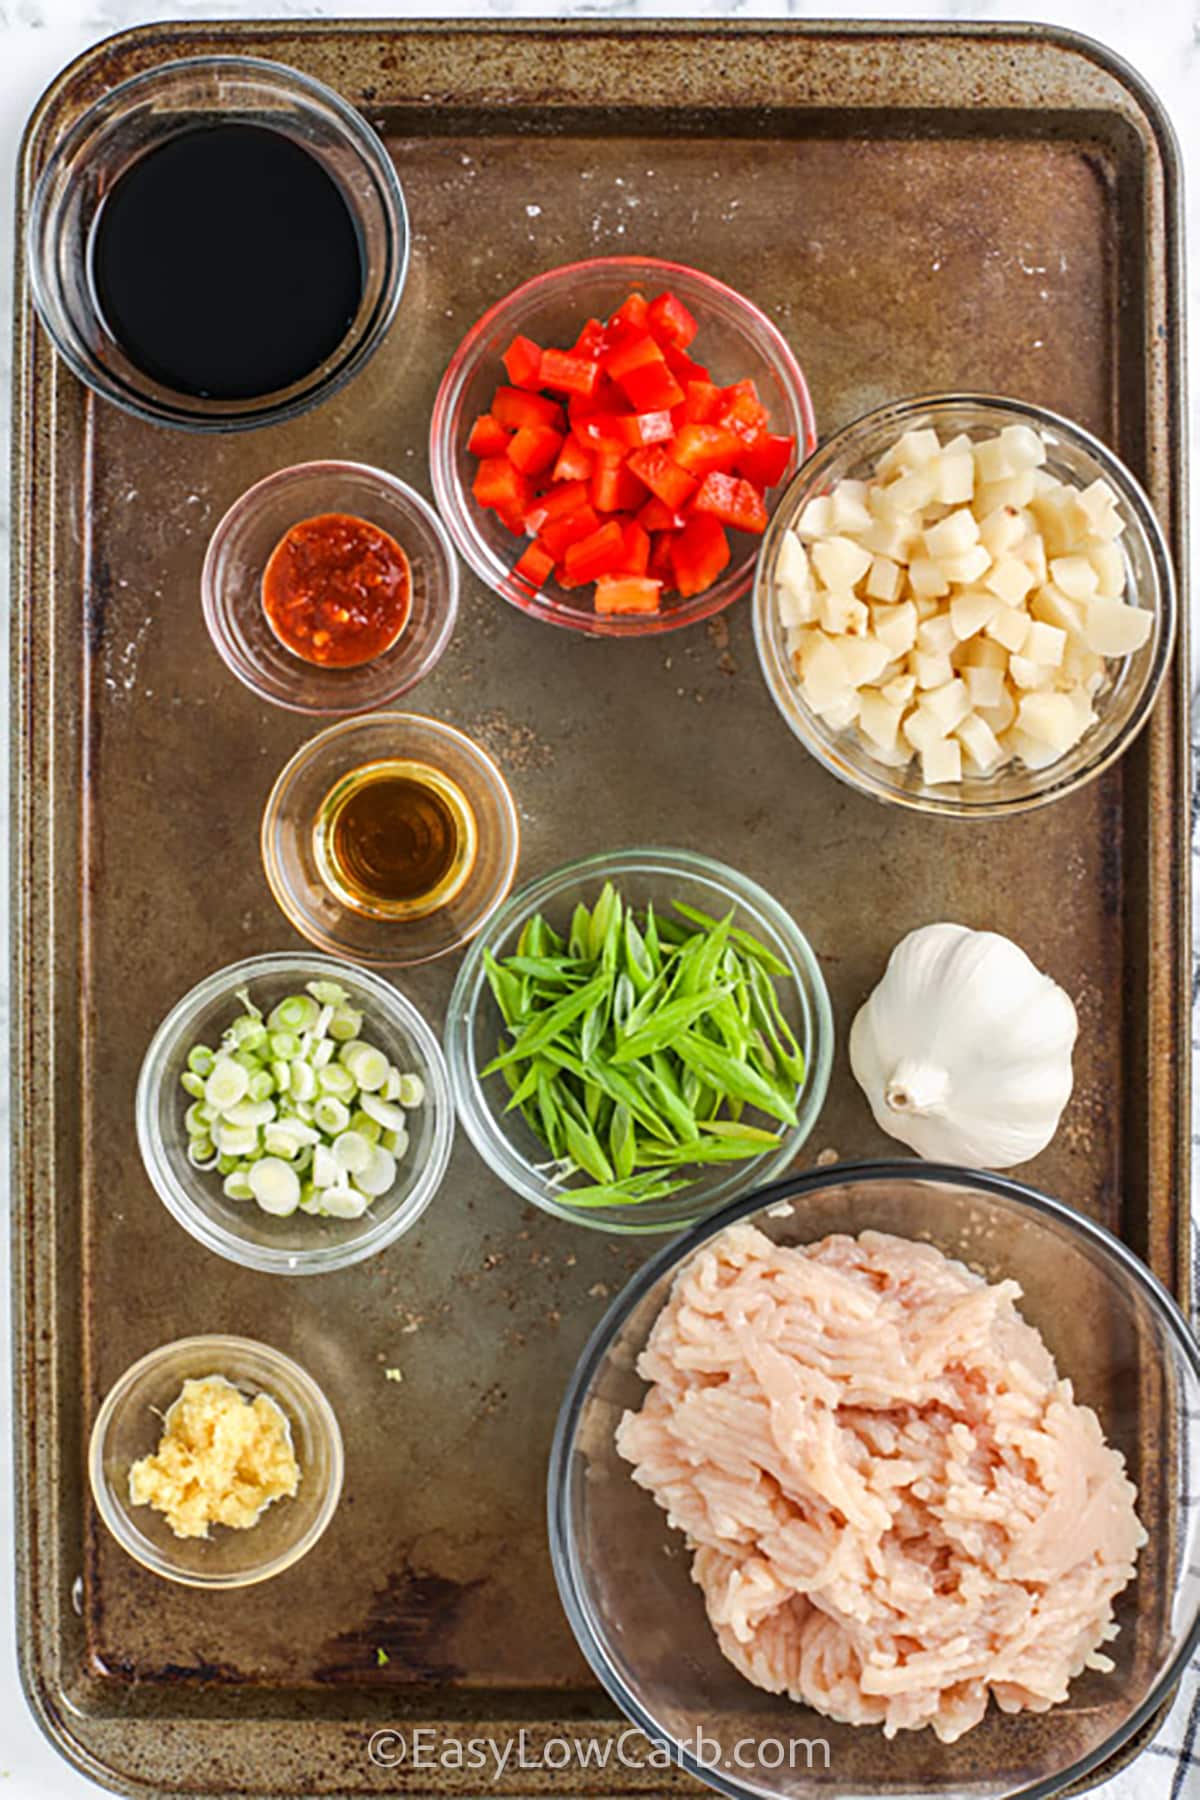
[262,513,411,669]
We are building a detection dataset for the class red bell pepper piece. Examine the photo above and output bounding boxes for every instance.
[670,422,742,476]
[492,385,564,431]
[736,432,796,488]
[523,480,591,535]
[539,505,601,561]
[591,456,648,514]
[612,410,675,449]
[507,424,564,477]
[562,519,625,584]
[502,334,544,390]
[552,434,594,482]
[691,471,769,535]
[594,575,662,616]
[627,446,697,510]
[604,330,665,385]
[574,411,631,455]
[513,541,556,589]
[620,519,651,576]
[607,292,650,338]
[647,291,699,351]
[572,317,609,359]
[637,495,688,533]
[467,412,512,456]
[538,347,602,400]
[662,342,711,386]
[671,514,731,597]
[647,532,677,588]
[684,380,723,424]
[618,360,685,413]
[473,456,531,516]
[716,379,769,444]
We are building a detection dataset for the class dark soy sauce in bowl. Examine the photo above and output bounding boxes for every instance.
[90,122,365,401]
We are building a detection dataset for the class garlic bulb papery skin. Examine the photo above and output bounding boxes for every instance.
[849,922,1078,1168]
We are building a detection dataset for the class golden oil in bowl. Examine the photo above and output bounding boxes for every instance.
[313,759,478,922]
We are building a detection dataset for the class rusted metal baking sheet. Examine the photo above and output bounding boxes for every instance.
[10,19,1189,1799]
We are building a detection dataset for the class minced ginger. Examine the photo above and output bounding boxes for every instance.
[129,1374,300,1539]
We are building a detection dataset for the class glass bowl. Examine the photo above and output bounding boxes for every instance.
[430,256,817,638]
[445,848,833,1235]
[753,394,1176,819]
[550,1163,1200,1799]
[26,56,406,432]
[202,462,458,714]
[261,714,520,967]
[136,951,453,1275]
[89,1335,343,1588]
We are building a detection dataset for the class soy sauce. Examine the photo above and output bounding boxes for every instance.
[90,123,364,401]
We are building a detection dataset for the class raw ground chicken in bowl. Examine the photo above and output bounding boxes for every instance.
[617,1223,1145,1744]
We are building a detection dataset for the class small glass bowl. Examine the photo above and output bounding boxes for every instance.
[550,1163,1200,1799]
[26,57,407,432]
[445,848,833,1234]
[261,714,520,967]
[89,1335,343,1588]
[430,256,817,638]
[202,462,458,714]
[136,952,453,1275]
[753,394,1176,818]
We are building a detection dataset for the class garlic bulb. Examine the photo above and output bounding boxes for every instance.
[849,922,1077,1168]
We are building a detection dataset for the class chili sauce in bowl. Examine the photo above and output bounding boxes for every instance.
[261,514,412,669]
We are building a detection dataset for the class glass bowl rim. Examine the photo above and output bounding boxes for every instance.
[548,1157,1200,1800]
[135,949,455,1274]
[88,1332,345,1589]
[26,53,409,434]
[445,844,835,1233]
[200,460,460,716]
[752,390,1178,820]
[430,253,818,638]
[259,712,522,967]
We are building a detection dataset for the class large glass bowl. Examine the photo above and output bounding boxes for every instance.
[445,848,833,1235]
[26,57,407,432]
[431,256,817,638]
[549,1163,1200,1799]
[753,395,1176,818]
[89,1335,343,1588]
[136,951,454,1275]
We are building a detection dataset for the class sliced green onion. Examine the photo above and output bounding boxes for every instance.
[269,995,319,1034]
[307,979,349,1007]
[360,1092,406,1133]
[248,1157,300,1216]
[187,1045,215,1078]
[332,1129,372,1175]
[320,1184,367,1219]
[180,1071,206,1100]
[398,1073,425,1109]
[317,1064,356,1100]
[289,1059,316,1102]
[356,1146,396,1197]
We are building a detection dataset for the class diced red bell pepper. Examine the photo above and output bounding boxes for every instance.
[620,519,651,576]
[691,471,769,535]
[574,411,632,455]
[539,505,601,561]
[735,432,796,489]
[647,532,676,587]
[513,541,556,589]
[538,347,602,400]
[662,342,711,386]
[715,379,769,445]
[647,291,699,351]
[619,360,685,413]
[492,385,564,431]
[552,434,594,482]
[467,412,512,456]
[670,422,742,477]
[524,480,591,535]
[637,495,688,533]
[615,410,675,449]
[684,380,723,424]
[572,317,608,359]
[671,513,731,597]
[502,334,544,390]
[507,424,564,477]
[604,330,666,385]
[627,446,697,510]
[607,292,650,338]
[591,456,647,514]
[562,518,625,584]
[473,456,532,515]
[594,575,662,616]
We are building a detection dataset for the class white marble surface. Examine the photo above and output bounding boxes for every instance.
[1,3,1196,1796]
